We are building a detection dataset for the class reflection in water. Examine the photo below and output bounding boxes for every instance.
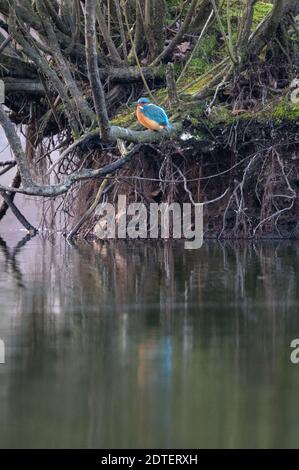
[0,234,36,288]
[0,236,299,448]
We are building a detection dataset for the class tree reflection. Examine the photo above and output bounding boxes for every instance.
[0,233,37,288]
[0,239,299,448]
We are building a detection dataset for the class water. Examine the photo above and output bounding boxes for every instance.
[0,234,299,449]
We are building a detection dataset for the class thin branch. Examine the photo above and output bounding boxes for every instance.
[85,0,110,139]
[47,123,181,176]
[66,175,111,241]
[0,169,20,220]
[0,189,37,233]
[210,0,237,64]
[0,103,33,186]
[96,2,122,64]
[151,0,199,66]
[177,8,214,83]
[121,0,156,102]
[113,0,128,62]
[0,34,12,54]
[0,144,143,197]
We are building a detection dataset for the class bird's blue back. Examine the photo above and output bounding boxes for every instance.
[141,103,171,129]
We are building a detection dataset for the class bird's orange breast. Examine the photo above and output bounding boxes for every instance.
[136,107,163,131]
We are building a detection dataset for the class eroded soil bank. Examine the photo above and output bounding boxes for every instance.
[83,108,298,240]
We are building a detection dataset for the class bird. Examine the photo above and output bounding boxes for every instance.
[134,97,171,131]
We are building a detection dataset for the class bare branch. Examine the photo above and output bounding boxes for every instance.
[47,124,181,176]
[85,0,110,139]
[0,104,33,186]
[0,189,37,233]
[96,2,122,64]
[66,175,111,241]
[151,0,199,65]
[0,144,143,197]
[0,170,20,221]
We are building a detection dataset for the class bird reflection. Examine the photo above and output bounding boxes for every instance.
[138,335,173,389]
[0,233,37,288]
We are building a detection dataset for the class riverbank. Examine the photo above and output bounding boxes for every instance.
[79,98,298,240]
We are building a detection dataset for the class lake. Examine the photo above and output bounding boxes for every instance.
[0,233,299,448]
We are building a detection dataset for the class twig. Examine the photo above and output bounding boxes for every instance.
[113,0,128,62]
[121,0,156,102]
[210,0,237,65]
[0,35,12,54]
[46,123,181,176]
[177,9,214,83]
[151,0,199,66]
[66,176,111,241]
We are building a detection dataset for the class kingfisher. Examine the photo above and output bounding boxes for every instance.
[134,97,171,131]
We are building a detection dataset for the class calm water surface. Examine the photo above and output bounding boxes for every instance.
[0,233,299,448]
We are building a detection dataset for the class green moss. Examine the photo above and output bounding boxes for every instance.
[221,1,272,26]
[154,88,169,101]
[166,0,181,17]
[188,58,208,76]
[273,97,299,123]
[188,105,205,126]
[198,35,218,58]
[180,73,214,95]
[253,1,273,27]
[205,96,299,129]
[187,35,218,77]
[208,105,235,125]
[111,107,136,127]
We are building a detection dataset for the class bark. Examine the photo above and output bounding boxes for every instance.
[3,78,45,95]
[166,62,179,108]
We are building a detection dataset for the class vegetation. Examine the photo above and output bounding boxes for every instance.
[0,0,298,238]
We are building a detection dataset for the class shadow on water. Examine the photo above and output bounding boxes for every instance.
[0,236,299,448]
